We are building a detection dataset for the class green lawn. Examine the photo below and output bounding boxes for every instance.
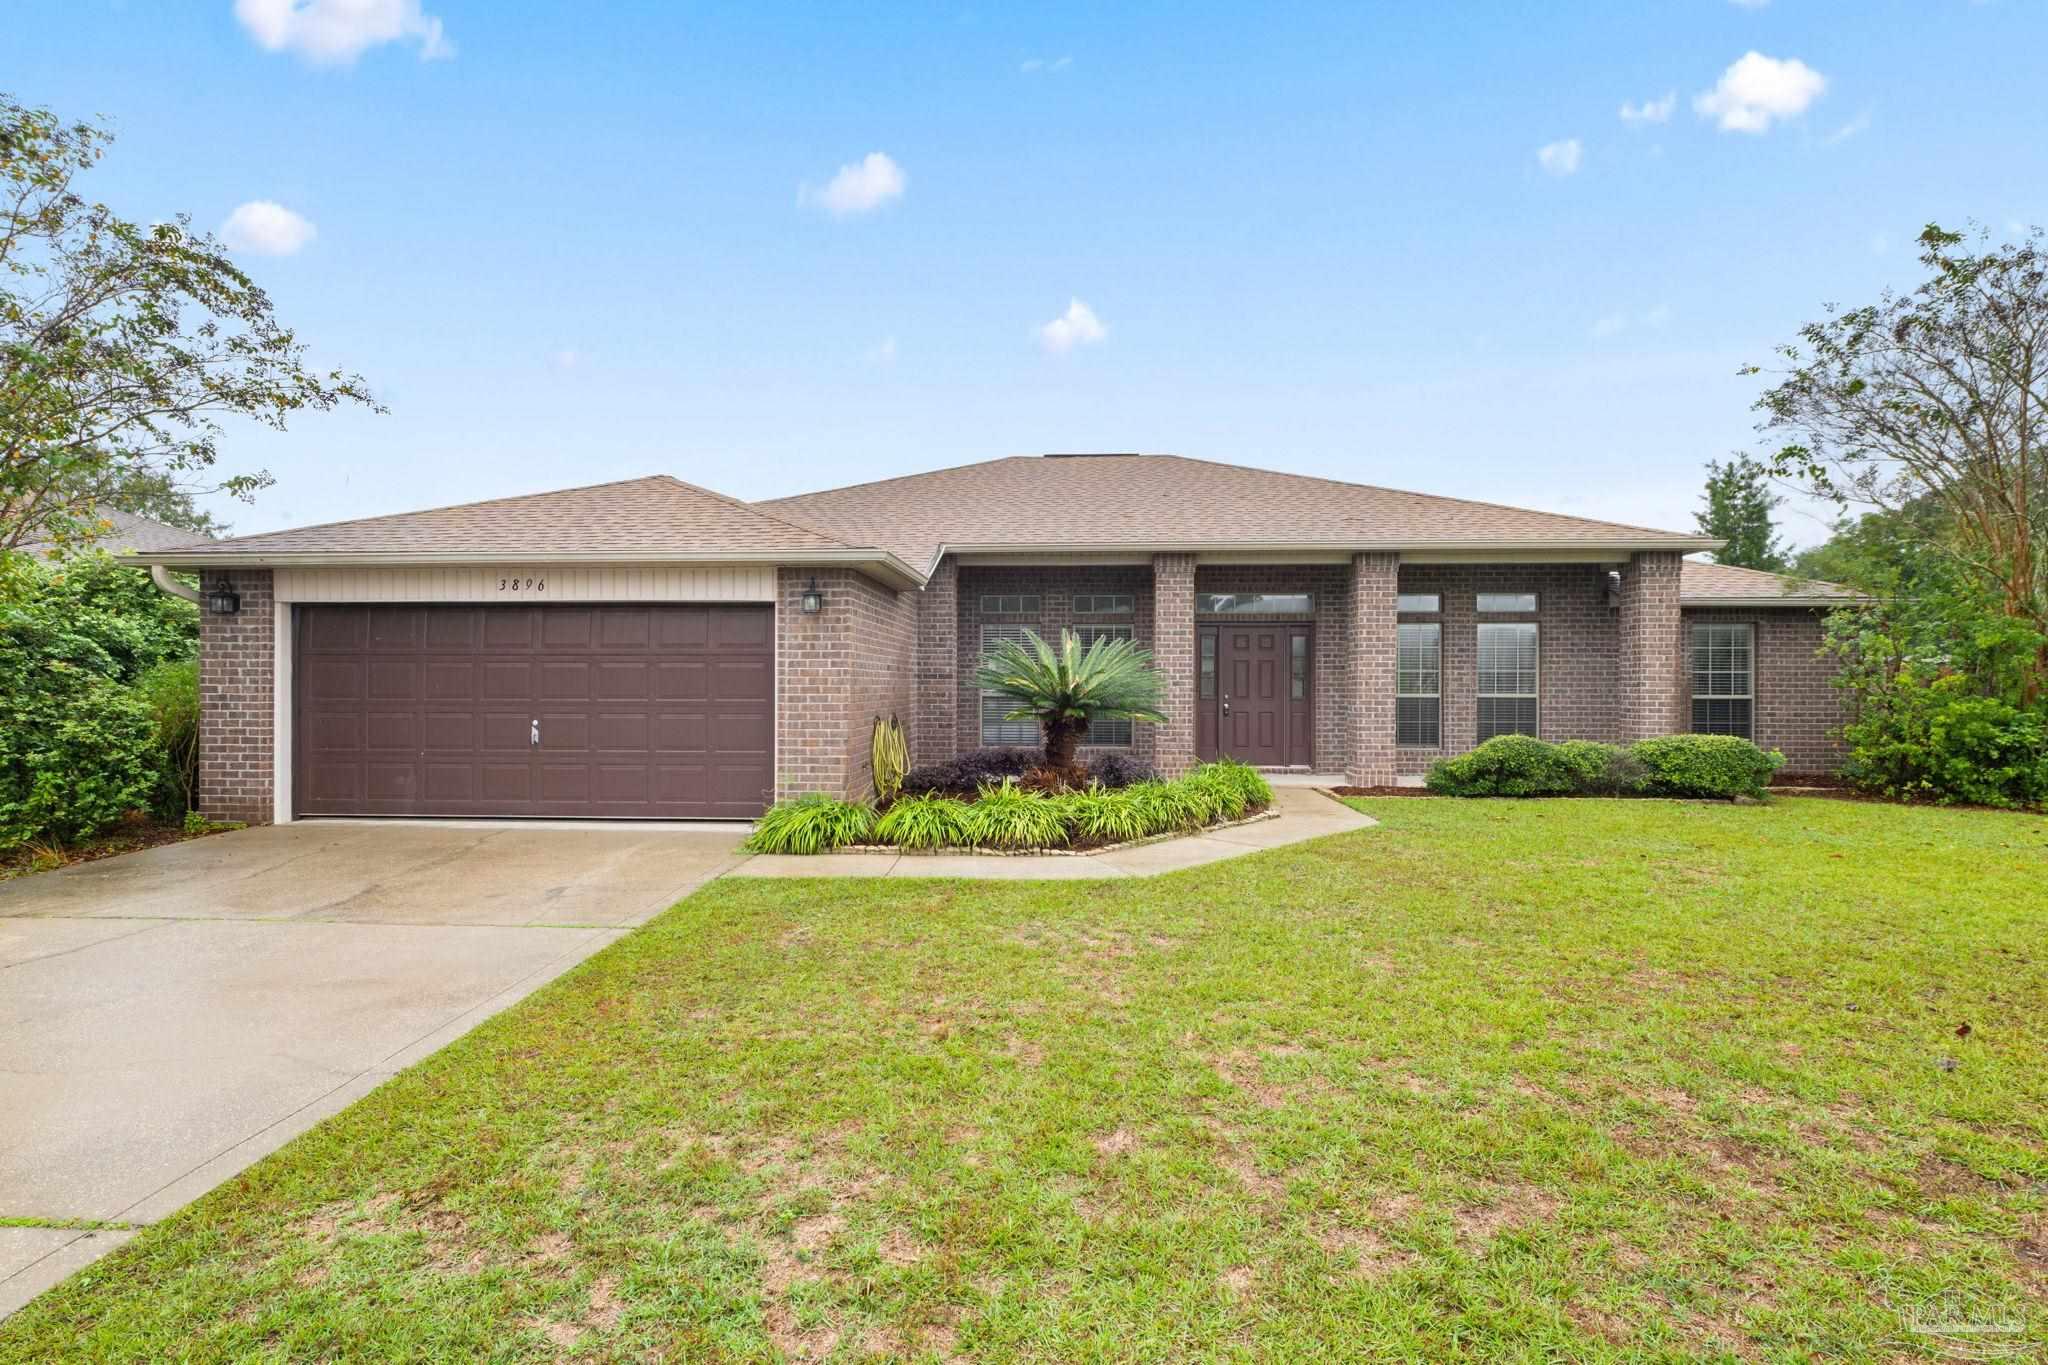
[4,797,2045,1362]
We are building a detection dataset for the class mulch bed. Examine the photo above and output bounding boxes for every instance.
[0,816,235,882]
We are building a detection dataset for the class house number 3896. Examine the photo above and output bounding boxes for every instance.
[497,575,546,592]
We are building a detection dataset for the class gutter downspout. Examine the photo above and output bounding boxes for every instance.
[149,564,202,604]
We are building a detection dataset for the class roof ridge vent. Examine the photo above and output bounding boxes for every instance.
[1042,451,1141,458]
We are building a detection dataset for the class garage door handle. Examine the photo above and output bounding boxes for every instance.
[530,719,540,747]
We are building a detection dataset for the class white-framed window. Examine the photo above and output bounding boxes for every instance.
[1476,592,1537,613]
[1396,593,1441,613]
[980,593,1041,615]
[979,623,1041,745]
[1476,622,1539,739]
[1075,624,1134,744]
[1396,622,1441,747]
[1072,593,1133,614]
[1197,592,1313,615]
[1691,623,1754,739]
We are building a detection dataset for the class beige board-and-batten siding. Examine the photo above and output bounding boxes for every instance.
[271,564,778,603]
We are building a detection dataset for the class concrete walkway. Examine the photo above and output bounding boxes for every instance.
[0,821,748,1318]
[728,784,1374,880]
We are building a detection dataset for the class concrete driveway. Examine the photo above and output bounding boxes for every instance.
[0,820,747,1317]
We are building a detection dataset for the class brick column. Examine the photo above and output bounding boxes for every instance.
[913,557,958,765]
[1349,552,1399,786]
[198,568,276,825]
[1150,552,1197,776]
[1615,551,1683,740]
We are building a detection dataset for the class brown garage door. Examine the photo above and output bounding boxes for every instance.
[294,604,773,819]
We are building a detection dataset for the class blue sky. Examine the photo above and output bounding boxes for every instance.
[14,1,2045,546]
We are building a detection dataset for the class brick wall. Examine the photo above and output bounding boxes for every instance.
[913,558,959,766]
[1682,607,1846,775]
[1349,552,1400,785]
[1390,563,1619,775]
[1151,553,1197,776]
[954,564,1161,766]
[774,567,916,800]
[197,569,275,824]
[1616,551,1684,741]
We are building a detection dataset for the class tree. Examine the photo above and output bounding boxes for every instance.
[1751,222,2047,702]
[973,630,1167,775]
[0,94,377,557]
[1695,455,1789,571]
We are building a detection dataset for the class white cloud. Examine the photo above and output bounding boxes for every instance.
[1619,91,1676,125]
[801,152,907,217]
[220,200,317,255]
[1694,52,1826,133]
[234,0,452,65]
[1590,304,1673,339]
[1020,55,1073,73]
[1821,109,1871,145]
[1038,299,1106,353]
[1536,138,1583,176]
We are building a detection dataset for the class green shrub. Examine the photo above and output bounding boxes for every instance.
[134,659,200,821]
[874,793,976,850]
[1838,669,2046,808]
[1064,785,1156,844]
[745,794,875,854]
[1189,759,1273,814]
[964,780,1070,849]
[1627,735,1784,800]
[1425,735,1580,797]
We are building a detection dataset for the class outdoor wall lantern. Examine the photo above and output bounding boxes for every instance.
[800,578,823,614]
[206,580,241,616]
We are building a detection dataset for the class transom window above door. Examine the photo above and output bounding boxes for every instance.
[1197,592,1312,615]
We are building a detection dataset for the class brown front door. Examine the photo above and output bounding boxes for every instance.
[294,603,773,819]
[1197,623,1311,766]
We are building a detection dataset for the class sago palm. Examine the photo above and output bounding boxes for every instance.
[973,629,1168,772]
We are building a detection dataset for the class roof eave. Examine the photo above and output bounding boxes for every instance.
[929,537,1720,574]
[119,547,927,591]
[1680,595,1857,609]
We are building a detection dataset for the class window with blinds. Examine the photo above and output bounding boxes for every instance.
[1396,622,1441,746]
[1476,622,1539,739]
[1691,623,1754,738]
[978,624,1041,745]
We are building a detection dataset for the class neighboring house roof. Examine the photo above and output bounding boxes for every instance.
[17,507,203,558]
[1679,558,1858,607]
[761,453,1716,573]
[129,475,923,586]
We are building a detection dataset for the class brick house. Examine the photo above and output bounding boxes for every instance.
[126,454,1856,824]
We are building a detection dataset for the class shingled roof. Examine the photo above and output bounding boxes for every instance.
[1678,558,1858,606]
[761,454,1715,573]
[132,475,919,583]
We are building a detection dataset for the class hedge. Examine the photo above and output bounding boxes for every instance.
[1425,734,1781,800]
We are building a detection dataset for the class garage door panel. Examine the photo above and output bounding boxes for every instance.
[713,660,770,701]
[296,604,772,818]
[539,660,591,700]
[657,610,710,647]
[540,610,594,649]
[595,661,649,700]
[654,661,709,700]
[592,713,648,751]
[305,659,363,701]
[481,661,534,700]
